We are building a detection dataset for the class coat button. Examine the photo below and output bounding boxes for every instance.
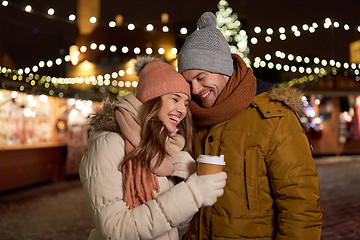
[208,136,214,142]
[266,111,271,114]
[278,110,282,113]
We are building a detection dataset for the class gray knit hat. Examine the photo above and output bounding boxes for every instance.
[177,12,234,76]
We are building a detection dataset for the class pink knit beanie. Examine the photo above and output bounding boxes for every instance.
[134,57,191,103]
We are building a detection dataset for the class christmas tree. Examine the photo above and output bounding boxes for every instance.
[216,0,251,65]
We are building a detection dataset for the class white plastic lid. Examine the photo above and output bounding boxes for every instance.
[197,155,225,165]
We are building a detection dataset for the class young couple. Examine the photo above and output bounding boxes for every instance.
[80,12,323,240]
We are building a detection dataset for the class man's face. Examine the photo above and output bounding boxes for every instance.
[182,69,229,108]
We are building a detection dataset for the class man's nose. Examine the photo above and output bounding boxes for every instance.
[191,81,202,95]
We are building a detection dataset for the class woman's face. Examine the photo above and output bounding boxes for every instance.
[158,93,190,133]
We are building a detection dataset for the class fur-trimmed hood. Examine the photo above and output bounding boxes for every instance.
[267,86,304,114]
[88,98,121,134]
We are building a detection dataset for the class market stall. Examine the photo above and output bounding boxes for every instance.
[0,89,97,192]
[302,73,360,155]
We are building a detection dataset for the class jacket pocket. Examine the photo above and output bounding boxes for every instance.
[244,147,260,211]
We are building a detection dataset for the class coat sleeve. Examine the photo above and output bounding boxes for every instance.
[266,111,323,240]
[79,132,198,240]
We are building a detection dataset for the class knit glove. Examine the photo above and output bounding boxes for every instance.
[186,172,227,208]
[171,151,197,180]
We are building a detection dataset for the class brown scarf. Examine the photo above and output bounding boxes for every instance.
[115,94,185,209]
[190,54,257,127]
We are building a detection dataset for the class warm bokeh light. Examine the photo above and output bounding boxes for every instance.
[180,27,188,35]
[146,24,154,31]
[69,45,80,65]
[133,47,140,54]
[68,14,76,21]
[158,48,165,54]
[115,15,123,26]
[90,43,97,50]
[122,46,129,53]
[109,21,116,27]
[25,5,32,12]
[162,26,169,32]
[89,16,97,23]
[254,26,261,33]
[161,13,169,24]
[127,23,135,30]
[47,8,55,16]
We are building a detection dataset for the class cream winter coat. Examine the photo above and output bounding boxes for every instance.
[79,94,199,240]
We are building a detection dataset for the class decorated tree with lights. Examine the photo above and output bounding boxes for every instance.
[216,0,250,65]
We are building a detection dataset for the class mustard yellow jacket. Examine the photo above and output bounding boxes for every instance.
[185,87,322,240]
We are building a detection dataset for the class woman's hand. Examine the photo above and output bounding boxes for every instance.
[186,172,227,208]
[171,151,197,180]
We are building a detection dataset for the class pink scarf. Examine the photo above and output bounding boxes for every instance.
[115,94,185,209]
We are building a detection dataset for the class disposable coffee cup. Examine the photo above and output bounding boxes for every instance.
[197,155,225,176]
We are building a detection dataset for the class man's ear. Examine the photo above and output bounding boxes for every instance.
[222,74,230,84]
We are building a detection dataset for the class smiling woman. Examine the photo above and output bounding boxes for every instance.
[158,93,190,133]
[78,56,228,240]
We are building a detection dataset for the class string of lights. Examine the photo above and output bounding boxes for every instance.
[254,51,360,73]
[0,0,187,35]
[2,0,359,64]
[14,44,178,75]
[253,55,360,77]
[253,54,360,88]
[0,64,133,99]
[1,0,360,99]
[2,48,359,97]
[0,63,137,93]
[249,17,360,44]
[7,40,359,88]
[2,0,359,41]
[0,65,69,98]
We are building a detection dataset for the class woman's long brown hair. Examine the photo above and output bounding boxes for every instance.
[121,96,193,173]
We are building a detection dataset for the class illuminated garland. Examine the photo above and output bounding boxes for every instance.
[17,44,178,76]
[16,44,359,85]
[254,51,360,72]
[0,0,186,35]
[249,18,360,44]
[2,0,359,67]
[0,65,133,99]
[3,51,358,97]
[2,0,360,98]
[253,56,360,76]
[0,65,69,98]
[8,42,180,93]
[3,46,360,94]
[0,63,136,93]
[253,54,360,88]
[2,0,359,41]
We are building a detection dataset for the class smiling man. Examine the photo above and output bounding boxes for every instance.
[181,70,228,108]
[178,12,323,240]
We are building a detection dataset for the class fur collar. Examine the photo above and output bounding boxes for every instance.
[268,87,304,114]
[88,98,121,134]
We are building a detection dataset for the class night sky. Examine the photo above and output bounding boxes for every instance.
[1,0,359,74]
